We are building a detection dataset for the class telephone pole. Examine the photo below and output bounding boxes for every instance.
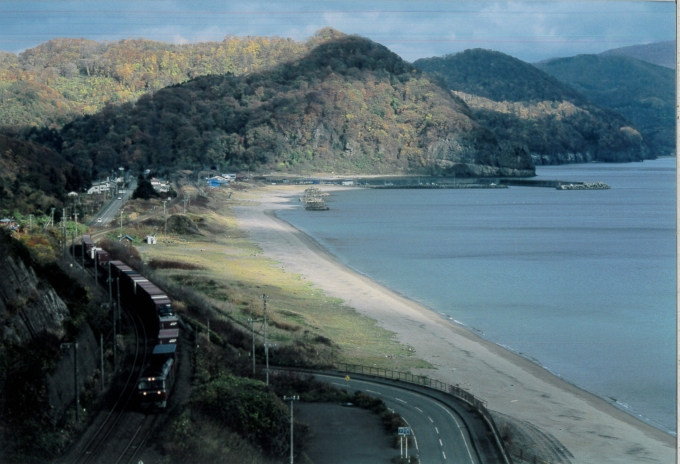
[283,395,300,464]
[260,294,269,385]
[247,318,260,375]
[62,208,67,257]
[60,343,80,423]
[163,201,167,237]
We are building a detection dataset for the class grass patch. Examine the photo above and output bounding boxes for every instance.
[132,187,431,372]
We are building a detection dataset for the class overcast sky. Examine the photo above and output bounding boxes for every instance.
[0,0,675,63]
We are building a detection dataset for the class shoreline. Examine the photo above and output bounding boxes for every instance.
[233,185,676,464]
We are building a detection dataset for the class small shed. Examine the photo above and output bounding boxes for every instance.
[119,234,135,244]
[146,235,157,245]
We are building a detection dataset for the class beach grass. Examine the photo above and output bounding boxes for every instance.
[131,187,431,372]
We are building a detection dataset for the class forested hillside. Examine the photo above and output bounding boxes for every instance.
[24,35,534,178]
[414,49,650,165]
[0,31,332,129]
[534,54,675,157]
[0,134,87,214]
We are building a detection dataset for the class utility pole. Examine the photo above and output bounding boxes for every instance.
[163,200,167,237]
[72,212,78,258]
[100,333,104,392]
[247,318,260,375]
[116,277,121,326]
[60,343,80,423]
[28,214,33,231]
[260,294,269,385]
[108,261,113,307]
[119,210,123,238]
[62,208,67,257]
[283,395,300,464]
[112,296,116,368]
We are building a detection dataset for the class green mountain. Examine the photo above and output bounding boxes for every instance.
[0,33,322,129]
[534,54,675,157]
[0,134,86,214]
[599,41,675,69]
[25,35,534,178]
[414,49,649,165]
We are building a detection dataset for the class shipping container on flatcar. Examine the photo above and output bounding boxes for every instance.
[158,314,179,330]
[136,283,174,325]
[158,328,179,345]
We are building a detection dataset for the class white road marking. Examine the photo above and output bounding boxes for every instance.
[395,397,407,404]
[436,403,476,463]
[316,375,474,462]
[402,418,419,451]
[366,389,382,395]
[415,406,423,412]
[439,438,443,447]
[435,427,439,434]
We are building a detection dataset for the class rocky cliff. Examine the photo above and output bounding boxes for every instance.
[0,242,70,344]
[0,231,101,434]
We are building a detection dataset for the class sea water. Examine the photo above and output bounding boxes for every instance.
[277,158,676,434]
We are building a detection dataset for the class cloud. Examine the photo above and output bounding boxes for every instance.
[0,0,674,62]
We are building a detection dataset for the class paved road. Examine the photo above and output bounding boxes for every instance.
[90,180,136,227]
[315,373,480,463]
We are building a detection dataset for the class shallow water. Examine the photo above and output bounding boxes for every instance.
[278,158,676,433]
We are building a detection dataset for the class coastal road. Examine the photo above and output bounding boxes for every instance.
[314,373,481,464]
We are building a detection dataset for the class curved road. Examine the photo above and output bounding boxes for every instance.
[315,373,482,463]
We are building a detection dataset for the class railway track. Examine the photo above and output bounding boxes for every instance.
[66,306,151,464]
[55,256,162,464]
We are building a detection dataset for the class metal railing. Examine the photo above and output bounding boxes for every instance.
[333,362,512,464]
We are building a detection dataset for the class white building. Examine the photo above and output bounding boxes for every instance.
[87,181,112,194]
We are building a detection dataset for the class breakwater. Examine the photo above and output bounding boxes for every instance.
[368,183,507,190]
[499,179,610,189]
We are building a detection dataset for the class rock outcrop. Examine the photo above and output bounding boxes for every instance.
[0,246,70,345]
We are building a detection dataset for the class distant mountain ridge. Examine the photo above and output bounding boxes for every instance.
[414,49,649,165]
[535,54,675,157]
[24,35,534,180]
[599,41,675,69]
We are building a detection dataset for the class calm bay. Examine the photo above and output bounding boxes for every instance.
[277,157,676,434]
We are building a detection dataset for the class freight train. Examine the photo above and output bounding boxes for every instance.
[80,235,179,409]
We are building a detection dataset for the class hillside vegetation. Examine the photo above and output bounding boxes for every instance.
[414,49,650,165]
[0,134,89,214]
[0,32,329,129]
[25,35,534,178]
[535,54,675,157]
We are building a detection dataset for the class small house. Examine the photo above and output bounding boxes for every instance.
[119,235,135,244]
[1,218,17,230]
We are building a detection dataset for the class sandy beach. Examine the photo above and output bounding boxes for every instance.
[234,184,676,464]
